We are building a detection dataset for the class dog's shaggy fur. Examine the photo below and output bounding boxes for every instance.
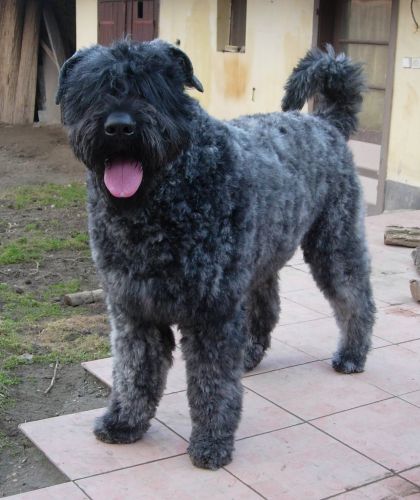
[57,40,375,469]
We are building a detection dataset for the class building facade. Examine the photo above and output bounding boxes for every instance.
[73,0,420,212]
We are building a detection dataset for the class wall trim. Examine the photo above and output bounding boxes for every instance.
[384,179,420,210]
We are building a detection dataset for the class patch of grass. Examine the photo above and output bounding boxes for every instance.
[0,283,110,370]
[3,183,87,210]
[0,281,110,409]
[42,279,81,300]
[0,232,89,265]
[0,371,19,411]
[0,430,14,450]
[24,222,40,231]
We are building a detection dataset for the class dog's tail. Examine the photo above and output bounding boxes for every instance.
[281,45,365,140]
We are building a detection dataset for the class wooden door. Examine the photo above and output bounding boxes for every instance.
[98,0,158,46]
[130,0,156,42]
[315,0,398,214]
[98,0,127,46]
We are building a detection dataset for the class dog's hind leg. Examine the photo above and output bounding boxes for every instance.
[94,302,175,444]
[244,274,280,371]
[301,202,375,374]
[181,308,246,470]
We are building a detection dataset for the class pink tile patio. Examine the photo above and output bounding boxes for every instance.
[6,210,420,499]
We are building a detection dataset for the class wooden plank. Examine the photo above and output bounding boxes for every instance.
[64,289,104,307]
[13,0,41,124]
[410,280,420,302]
[0,0,25,123]
[43,5,66,69]
[384,226,420,248]
[412,247,420,274]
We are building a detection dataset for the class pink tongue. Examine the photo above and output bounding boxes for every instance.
[104,160,143,198]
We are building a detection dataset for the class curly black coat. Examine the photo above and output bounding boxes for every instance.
[57,40,375,470]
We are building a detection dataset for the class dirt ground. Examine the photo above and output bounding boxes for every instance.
[0,123,84,192]
[0,124,111,497]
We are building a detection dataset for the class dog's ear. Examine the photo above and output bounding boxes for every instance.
[169,46,204,93]
[56,50,87,105]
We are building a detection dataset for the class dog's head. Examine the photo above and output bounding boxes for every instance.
[56,40,203,199]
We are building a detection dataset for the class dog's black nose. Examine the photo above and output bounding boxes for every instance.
[104,112,135,136]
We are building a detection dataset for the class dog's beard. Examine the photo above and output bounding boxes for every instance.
[69,111,190,201]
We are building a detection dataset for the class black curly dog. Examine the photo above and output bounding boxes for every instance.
[56,40,375,470]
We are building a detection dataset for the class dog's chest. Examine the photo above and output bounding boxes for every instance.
[89,191,237,317]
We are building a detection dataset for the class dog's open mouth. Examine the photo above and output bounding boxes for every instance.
[104,157,143,198]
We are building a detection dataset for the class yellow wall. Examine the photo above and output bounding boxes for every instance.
[387,1,420,187]
[159,0,313,119]
[75,0,313,117]
[76,0,97,49]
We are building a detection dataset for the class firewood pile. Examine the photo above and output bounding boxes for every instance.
[0,0,72,125]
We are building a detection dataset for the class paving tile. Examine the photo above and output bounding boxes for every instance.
[373,305,420,343]
[278,297,327,325]
[288,262,312,273]
[225,424,387,499]
[372,274,413,305]
[357,344,420,395]
[82,348,187,394]
[286,248,305,266]
[369,243,414,277]
[279,266,319,293]
[334,476,420,499]
[156,389,301,441]
[365,210,420,234]
[281,288,333,316]
[20,408,187,480]
[82,357,112,387]
[243,361,389,420]
[2,483,89,500]
[272,316,389,361]
[77,454,259,499]
[313,398,420,471]
[400,391,420,408]
[243,338,315,376]
[404,339,420,354]
[401,467,420,487]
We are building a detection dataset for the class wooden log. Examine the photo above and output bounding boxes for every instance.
[0,0,25,123]
[412,247,420,274]
[63,289,104,307]
[13,0,41,124]
[410,280,420,302]
[384,226,420,248]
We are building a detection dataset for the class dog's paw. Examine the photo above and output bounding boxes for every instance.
[243,343,265,372]
[188,435,234,470]
[332,351,366,374]
[94,411,148,444]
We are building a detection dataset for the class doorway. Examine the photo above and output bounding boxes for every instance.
[314,0,398,214]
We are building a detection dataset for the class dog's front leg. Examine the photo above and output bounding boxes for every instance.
[94,301,175,444]
[181,311,246,470]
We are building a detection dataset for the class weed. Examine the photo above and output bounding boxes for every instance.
[0,232,89,265]
[2,183,86,210]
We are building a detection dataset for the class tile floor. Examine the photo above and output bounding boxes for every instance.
[7,210,420,500]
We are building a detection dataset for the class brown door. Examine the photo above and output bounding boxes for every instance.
[98,0,158,46]
[315,0,398,214]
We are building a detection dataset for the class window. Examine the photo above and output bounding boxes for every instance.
[137,1,143,18]
[217,0,247,53]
